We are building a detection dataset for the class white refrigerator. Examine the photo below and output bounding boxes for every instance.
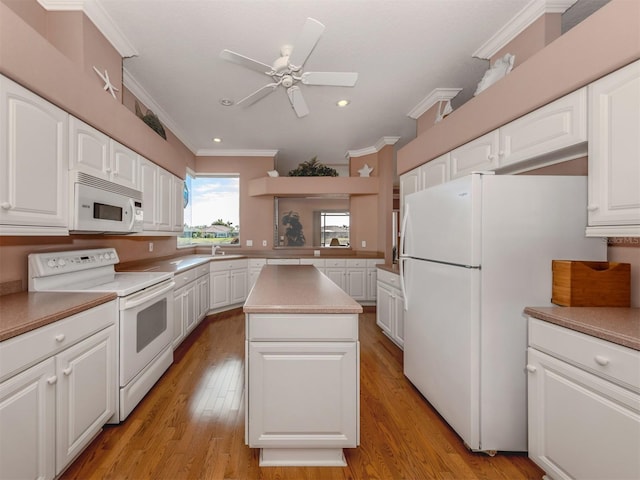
[400,173,606,453]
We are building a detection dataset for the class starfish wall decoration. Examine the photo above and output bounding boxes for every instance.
[358,163,374,177]
[93,66,119,99]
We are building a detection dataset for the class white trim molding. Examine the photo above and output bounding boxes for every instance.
[37,0,138,58]
[472,0,577,60]
[196,149,279,157]
[407,88,463,120]
[346,136,400,158]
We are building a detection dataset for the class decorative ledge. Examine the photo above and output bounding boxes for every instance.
[248,177,379,197]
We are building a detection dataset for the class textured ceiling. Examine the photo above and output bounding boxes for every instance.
[94,0,606,174]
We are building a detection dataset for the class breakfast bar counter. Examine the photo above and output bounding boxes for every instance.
[243,265,361,466]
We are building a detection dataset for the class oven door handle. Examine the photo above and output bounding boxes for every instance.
[120,280,175,310]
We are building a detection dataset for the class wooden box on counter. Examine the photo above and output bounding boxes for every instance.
[552,260,631,307]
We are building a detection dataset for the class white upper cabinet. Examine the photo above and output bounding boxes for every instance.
[139,156,183,234]
[0,75,69,235]
[498,88,587,170]
[171,175,184,232]
[450,130,500,179]
[587,60,640,237]
[419,153,450,189]
[69,117,140,190]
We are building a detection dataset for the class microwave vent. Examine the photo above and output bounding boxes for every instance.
[72,171,143,201]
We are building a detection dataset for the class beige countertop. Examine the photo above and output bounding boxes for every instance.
[524,306,640,351]
[0,291,117,342]
[117,254,246,274]
[377,263,400,274]
[244,265,363,314]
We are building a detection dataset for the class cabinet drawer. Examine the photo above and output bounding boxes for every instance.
[210,259,248,271]
[266,258,300,265]
[0,301,117,381]
[300,258,325,267]
[346,259,367,268]
[377,268,400,287]
[247,313,358,341]
[325,258,346,268]
[248,258,266,268]
[528,317,640,390]
[196,264,209,277]
[174,268,197,289]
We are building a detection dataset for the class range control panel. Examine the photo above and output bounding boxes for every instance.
[29,248,120,277]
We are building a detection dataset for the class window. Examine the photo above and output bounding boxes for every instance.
[320,211,350,247]
[178,173,240,247]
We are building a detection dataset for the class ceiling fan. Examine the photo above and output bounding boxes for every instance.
[220,17,358,118]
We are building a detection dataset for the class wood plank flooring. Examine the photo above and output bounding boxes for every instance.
[61,308,545,480]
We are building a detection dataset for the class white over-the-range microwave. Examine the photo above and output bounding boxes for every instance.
[69,170,143,234]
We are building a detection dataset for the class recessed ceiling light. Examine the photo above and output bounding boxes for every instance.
[212,137,222,143]
[219,98,234,106]
[336,99,350,107]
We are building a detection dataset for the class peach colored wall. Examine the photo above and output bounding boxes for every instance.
[0,235,191,293]
[416,103,442,137]
[398,0,640,175]
[491,13,561,68]
[195,156,275,251]
[0,1,190,178]
[349,152,381,253]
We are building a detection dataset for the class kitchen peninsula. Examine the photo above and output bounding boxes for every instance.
[243,265,362,466]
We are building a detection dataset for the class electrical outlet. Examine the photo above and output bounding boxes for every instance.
[148,242,154,252]
[262,240,267,247]
[361,240,367,248]
[246,239,253,247]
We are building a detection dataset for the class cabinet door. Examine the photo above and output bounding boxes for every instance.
[139,157,158,231]
[346,267,366,301]
[230,269,248,304]
[527,348,640,480]
[399,167,420,227]
[184,283,197,334]
[248,341,358,448]
[392,291,405,348]
[198,275,210,321]
[210,270,230,310]
[499,88,587,169]
[419,153,450,189]
[587,60,640,234]
[156,167,173,230]
[171,175,184,232]
[173,286,186,348]
[55,326,116,475]
[69,116,110,179]
[325,268,346,291]
[376,283,393,335]
[0,358,56,480]
[366,268,378,301]
[0,76,68,231]
[450,131,499,179]
[110,141,139,190]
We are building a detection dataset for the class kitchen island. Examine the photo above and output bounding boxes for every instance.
[244,265,362,466]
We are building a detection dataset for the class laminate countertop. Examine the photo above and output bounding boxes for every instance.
[524,306,640,351]
[0,291,117,342]
[244,265,363,314]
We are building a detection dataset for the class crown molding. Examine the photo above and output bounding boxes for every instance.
[196,149,279,157]
[407,88,463,120]
[472,0,577,60]
[346,136,401,158]
[37,0,138,58]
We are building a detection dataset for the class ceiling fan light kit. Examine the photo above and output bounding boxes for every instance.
[220,17,358,118]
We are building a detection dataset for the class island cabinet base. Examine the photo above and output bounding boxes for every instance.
[260,448,347,467]
[245,312,360,467]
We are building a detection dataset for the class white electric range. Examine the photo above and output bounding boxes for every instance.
[28,248,175,422]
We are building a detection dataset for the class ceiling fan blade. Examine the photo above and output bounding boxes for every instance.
[237,82,279,106]
[288,18,325,70]
[301,71,359,87]
[220,49,273,75]
[286,86,309,118]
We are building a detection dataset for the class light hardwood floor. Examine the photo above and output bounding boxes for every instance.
[62,308,544,480]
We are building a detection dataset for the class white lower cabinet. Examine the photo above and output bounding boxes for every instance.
[376,269,404,348]
[209,259,248,312]
[248,258,266,292]
[0,301,117,479]
[527,317,640,480]
[173,264,209,348]
[246,312,359,466]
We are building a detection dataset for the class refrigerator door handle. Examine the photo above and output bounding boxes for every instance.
[399,203,409,311]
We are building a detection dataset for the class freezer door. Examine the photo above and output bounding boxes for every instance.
[403,174,481,267]
[403,258,481,449]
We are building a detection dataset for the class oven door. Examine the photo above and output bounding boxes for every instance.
[119,279,175,386]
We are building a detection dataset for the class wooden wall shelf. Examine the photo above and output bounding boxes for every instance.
[248,177,379,197]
